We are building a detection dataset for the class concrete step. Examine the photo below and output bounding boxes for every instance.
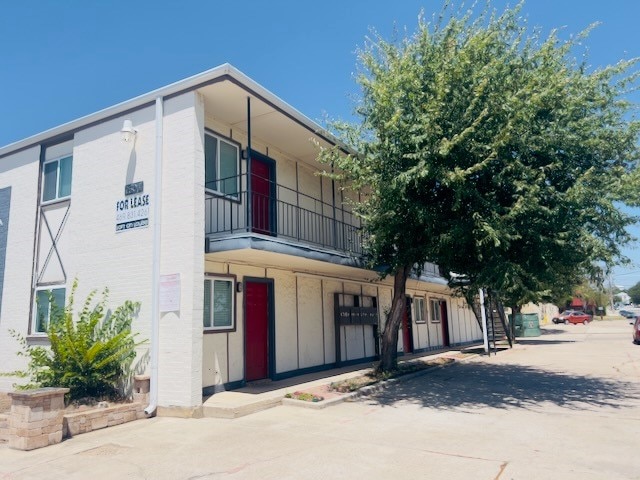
[202,393,283,419]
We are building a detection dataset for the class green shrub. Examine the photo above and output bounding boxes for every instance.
[8,281,143,401]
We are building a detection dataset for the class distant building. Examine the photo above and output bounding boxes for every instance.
[520,303,559,325]
[615,292,631,305]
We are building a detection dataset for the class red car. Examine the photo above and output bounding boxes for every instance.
[633,317,640,344]
[552,310,592,325]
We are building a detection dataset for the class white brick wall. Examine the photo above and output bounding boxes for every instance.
[0,146,41,390]
[0,92,206,409]
[156,92,204,408]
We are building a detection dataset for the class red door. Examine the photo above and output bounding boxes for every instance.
[251,158,272,235]
[245,281,269,381]
[401,297,413,353]
[440,301,450,347]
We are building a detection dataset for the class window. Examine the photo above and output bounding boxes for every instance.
[33,286,66,333]
[430,299,442,323]
[205,132,239,197]
[414,298,426,323]
[42,155,72,202]
[203,276,235,331]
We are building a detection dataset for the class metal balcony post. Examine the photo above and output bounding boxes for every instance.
[246,97,252,233]
[331,165,338,250]
[296,162,300,241]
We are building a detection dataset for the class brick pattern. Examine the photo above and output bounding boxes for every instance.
[6,383,150,450]
[0,413,8,442]
[0,392,11,413]
[63,403,146,437]
[8,388,68,451]
[132,375,150,405]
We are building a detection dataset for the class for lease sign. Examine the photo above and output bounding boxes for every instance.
[116,193,150,232]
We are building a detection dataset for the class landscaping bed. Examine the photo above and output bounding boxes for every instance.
[329,357,454,393]
[284,391,325,402]
[284,356,459,408]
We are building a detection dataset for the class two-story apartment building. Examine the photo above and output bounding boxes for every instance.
[0,64,482,415]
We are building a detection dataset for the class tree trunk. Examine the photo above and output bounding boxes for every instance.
[377,264,412,373]
[511,304,521,343]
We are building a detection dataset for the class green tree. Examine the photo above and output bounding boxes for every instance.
[572,277,610,314]
[627,282,640,304]
[8,281,143,401]
[320,2,639,371]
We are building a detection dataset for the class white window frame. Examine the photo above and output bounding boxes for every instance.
[42,154,73,204]
[414,297,426,324]
[430,298,443,323]
[204,131,240,199]
[32,285,66,334]
[203,275,236,332]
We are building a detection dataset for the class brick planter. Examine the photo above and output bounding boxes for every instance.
[5,376,151,450]
[8,387,69,451]
[133,375,150,405]
[63,402,146,437]
[0,413,8,442]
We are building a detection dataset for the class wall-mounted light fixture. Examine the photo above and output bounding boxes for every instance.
[236,281,243,293]
[120,119,137,143]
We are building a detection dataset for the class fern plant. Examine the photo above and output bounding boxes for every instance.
[8,281,143,401]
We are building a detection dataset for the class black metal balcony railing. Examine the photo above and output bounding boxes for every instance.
[205,173,365,256]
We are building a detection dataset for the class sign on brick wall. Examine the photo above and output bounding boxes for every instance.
[159,273,181,312]
[116,184,149,232]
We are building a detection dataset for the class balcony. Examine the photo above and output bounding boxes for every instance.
[205,174,365,258]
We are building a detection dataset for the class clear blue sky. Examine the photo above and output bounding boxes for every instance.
[2,0,640,289]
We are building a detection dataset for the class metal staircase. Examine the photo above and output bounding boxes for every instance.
[470,290,513,353]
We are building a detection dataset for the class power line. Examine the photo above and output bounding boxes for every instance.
[615,270,640,276]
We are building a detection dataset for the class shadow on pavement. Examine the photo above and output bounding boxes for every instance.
[539,328,566,335]
[360,362,640,411]
[515,339,576,345]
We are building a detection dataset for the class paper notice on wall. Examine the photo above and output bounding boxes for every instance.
[159,273,181,312]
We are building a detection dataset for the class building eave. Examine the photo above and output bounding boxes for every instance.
[0,63,346,160]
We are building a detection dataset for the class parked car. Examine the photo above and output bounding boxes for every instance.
[552,310,593,325]
[633,317,640,344]
[619,309,640,324]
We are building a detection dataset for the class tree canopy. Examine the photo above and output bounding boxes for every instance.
[627,282,640,304]
[319,2,640,370]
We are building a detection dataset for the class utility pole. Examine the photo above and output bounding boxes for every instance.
[607,272,615,310]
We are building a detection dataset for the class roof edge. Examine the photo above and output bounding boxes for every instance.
[0,63,343,159]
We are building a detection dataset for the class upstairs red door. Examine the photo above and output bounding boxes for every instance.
[245,281,269,381]
[401,296,413,353]
[251,157,272,235]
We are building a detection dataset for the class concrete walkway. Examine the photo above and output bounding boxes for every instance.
[2,320,638,479]
[202,348,479,418]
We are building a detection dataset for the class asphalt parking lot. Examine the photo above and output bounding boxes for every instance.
[1,319,639,479]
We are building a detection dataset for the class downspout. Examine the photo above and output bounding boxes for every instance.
[145,96,164,416]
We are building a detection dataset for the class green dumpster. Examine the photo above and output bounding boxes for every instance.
[510,313,541,337]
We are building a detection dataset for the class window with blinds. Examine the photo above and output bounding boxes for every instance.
[430,299,443,323]
[204,276,235,331]
[414,298,426,324]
